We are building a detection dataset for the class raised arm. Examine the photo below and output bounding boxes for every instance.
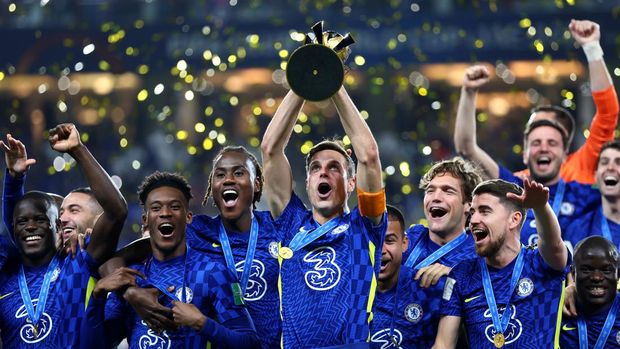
[331,86,383,223]
[562,19,619,183]
[431,316,461,349]
[48,124,128,263]
[260,90,305,218]
[507,179,567,271]
[1,134,35,236]
[453,65,499,179]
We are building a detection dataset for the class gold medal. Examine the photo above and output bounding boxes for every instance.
[493,333,505,348]
[32,324,39,338]
[279,247,294,259]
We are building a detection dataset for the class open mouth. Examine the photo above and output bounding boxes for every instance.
[429,206,448,218]
[380,258,390,272]
[604,175,619,186]
[471,228,489,243]
[536,156,551,167]
[62,227,75,237]
[222,189,239,208]
[317,183,332,198]
[158,223,174,237]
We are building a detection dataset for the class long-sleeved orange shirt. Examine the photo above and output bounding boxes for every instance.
[515,85,619,184]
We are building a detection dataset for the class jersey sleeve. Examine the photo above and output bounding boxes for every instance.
[498,165,524,187]
[203,265,260,347]
[440,268,463,317]
[560,86,619,184]
[79,293,128,349]
[2,169,25,238]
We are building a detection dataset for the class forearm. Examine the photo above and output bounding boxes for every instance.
[2,169,25,235]
[199,316,260,349]
[70,145,127,217]
[534,204,567,271]
[260,90,303,217]
[260,90,304,157]
[331,86,382,192]
[454,87,478,156]
[585,46,612,92]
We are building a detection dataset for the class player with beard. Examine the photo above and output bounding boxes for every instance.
[455,19,618,185]
[370,158,481,348]
[0,123,127,348]
[261,86,386,348]
[433,179,570,349]
[2,133,104,255]
[560,236,620,348]
[80,171,261,349]
[454,19,616,248]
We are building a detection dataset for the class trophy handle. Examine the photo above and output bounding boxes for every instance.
[333,33,355,52]
[312,21,324,45]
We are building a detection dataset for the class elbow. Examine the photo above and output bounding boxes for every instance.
[454,141,475,159]
[356,143,380,168]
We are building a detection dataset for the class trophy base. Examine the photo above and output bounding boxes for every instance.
[286,44,345,102]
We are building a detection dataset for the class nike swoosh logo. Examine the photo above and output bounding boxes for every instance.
[464,295,481,303]
[0,292,14,300]
[212,242,220,248]
[562,325,576,331]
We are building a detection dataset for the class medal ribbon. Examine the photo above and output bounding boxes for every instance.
[287,216,342,252]
[578,294,620,349]
[218,216,259,294]
[404,231,467,270]
[18,255,60,331]
[479,246,526,337]
[143,244,190,303]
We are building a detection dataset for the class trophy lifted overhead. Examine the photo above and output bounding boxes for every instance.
[286,21,355,102]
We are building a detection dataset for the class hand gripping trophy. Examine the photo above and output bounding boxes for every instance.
[286,21,355,101]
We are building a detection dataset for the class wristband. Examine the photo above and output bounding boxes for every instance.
[582,41,603,62]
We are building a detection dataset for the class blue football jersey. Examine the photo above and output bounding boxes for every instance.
[564,208,620,250]
[441,247,570,348]
[0,250,98,348]
[499,166,600,248]
[371,225,475,349]
[186,212,281,349]
[105,249,252,349]
[560,305,620,349]
[275,193,386,348]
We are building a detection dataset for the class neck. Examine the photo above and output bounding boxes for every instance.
[429,226,464,246]
[377,270,400,293]
[152,241,187,262]
[313,206,346,225]
[603,196,620,224]
[22,249,56,268]
[485,237,521,269]
[541,175,561,186]
[221,210,253,233]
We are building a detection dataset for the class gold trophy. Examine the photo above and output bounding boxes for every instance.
[286,21,355,101]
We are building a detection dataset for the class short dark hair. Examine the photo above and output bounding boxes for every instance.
[386,204,405,228]
[472,179,526,229]
[138,171,192,207]
[530,105,575,146]
[203,146,264,208]
[419,157,483,204]
[598,139,620,166]
[305,138,355,178]
[574,235,619,266]
[524,119,569,150]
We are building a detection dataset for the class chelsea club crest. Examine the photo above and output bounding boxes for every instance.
[404,303,423,323]
[517,278,534,297]
[269,242,280,259]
